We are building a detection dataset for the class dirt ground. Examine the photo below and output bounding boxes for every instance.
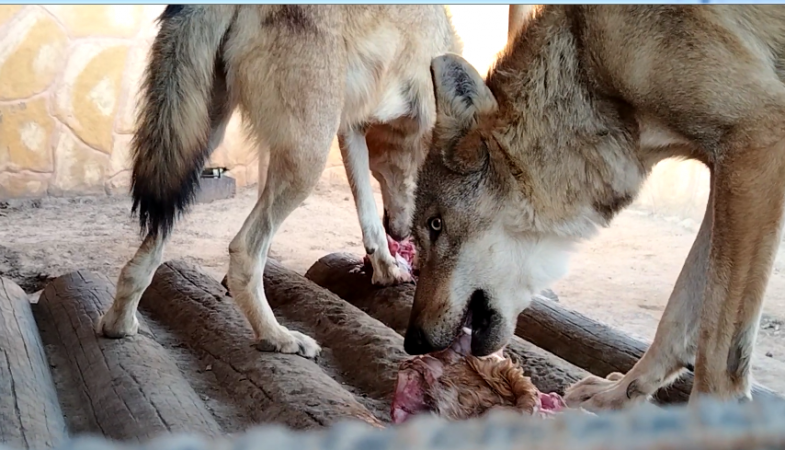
[2,178,785,394]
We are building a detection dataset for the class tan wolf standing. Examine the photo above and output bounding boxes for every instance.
[404,4,785,410]
[97,5,461,358]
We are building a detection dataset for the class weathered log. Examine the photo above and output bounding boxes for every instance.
[305,253,780,404]
[139,260,385,428]
[262,259,409,404]
[220,262,421,406]
[304,253,588,395]
[0,277,67,449]
[33,271,222,442]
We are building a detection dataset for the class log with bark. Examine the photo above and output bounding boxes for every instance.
[304,252,780,404]
[33,271,222,442]
[0,277,67,449]
[305,253,588,395]
[139,260,393,428]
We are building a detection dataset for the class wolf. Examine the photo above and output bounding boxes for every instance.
[96,5,461,358]
[404,4,785,411]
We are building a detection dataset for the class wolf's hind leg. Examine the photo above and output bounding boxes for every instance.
[98,233,166,337]
[225,130,337,357]
[99,101,233,338]
[225,23,344,357]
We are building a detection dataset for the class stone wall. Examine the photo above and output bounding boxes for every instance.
[0,4,712,225]
[0,5,262,200]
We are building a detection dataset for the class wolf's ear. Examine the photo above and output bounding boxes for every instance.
[431,54,497,174]
[431,53,498,126]
[443,133,490,175]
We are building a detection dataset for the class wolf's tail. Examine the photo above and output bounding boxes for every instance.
[131,5,238,238]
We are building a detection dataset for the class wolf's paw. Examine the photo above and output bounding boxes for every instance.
[564,372,647,412]
[96,308,139,338]
[371,258,413,286]
[256,327,321,359]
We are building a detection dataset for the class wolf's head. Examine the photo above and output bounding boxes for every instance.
[403,53,581,357]
[366,123,430,242]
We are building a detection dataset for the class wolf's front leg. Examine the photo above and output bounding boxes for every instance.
[339,130,412,286]
[564,189,714,411]
[690,135,785,402]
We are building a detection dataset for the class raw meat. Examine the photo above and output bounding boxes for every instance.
[364,236,417,276]
[391,329,566,424]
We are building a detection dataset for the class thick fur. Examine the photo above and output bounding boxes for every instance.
[131,5,237,239]
[98,5,461,358]
[405,5,785,410]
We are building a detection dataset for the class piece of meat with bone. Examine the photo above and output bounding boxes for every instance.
[391,328,567,424]
[364,236,418,276]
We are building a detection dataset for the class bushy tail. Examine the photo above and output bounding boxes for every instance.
[131,5,237,238]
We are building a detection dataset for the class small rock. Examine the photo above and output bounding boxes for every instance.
[205,364,212,371]
[766,352,774,358]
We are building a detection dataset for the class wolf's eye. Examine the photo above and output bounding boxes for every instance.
[427,216,442,241]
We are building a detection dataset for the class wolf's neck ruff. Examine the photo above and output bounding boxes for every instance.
[485,6,651,240]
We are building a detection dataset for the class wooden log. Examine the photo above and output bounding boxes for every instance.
[304,253,588,395]
[305,253,780,404]
[33,271,222,442]
[218,259,428,419]
[190,258,415,418]
[262,259,409,404]
[0,277,67,449]
[139,260,385,429]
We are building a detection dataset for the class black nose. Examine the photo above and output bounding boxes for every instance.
[404,326,436,355]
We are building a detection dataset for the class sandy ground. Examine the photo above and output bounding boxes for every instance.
[2,178,785,394]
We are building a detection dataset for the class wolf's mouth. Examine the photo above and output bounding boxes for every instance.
[460,304,473,332]
[458,289,503,356]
